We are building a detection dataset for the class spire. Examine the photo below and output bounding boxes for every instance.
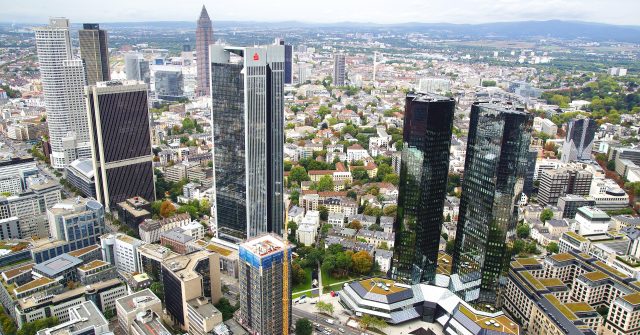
[199,5,210,20]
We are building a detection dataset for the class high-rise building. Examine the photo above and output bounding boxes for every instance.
[78,23,110,85]
[333,53,346,86]
[124,54,150,84]
[210,45,284,242]
[275,38,293,84]
[35,18,92,168]
[538,167,593,206]
[450,102,533,303]
[238,234,291,335]
[85,81,155,211]
[523,149,538,196]
[195,5,213,97]
[562,117,597,163]
[154,70,184,100]
[391,93,455,284]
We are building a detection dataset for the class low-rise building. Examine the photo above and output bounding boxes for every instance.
[35,300,109,335]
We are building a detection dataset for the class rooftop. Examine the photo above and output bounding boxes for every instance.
[78,260,109,272]
[115,288,160,313]
[14,277,55,294]
[33,253,83,277]
[241,234,284,258]
[621,292,640,306]
[358,278,408,296]
[457,304,519,335]
[2,263,34,281]
[67,244,100,258]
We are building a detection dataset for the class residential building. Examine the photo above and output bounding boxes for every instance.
[35,18,92,168]
[160,228,194,254]
[450,102,533,303]
[333,53,346,86]
[78,23,110,85]
[238,234,291,335]
[210,44,285,241]
[138,213,191,243]
[562,117,597,163]
[195,6,213,97]
[86,81,155,210]
[392,93,455,285]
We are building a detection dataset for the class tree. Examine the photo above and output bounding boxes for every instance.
[383,173,400,186]
[512,240,525,255]
[295,318,313,335]
[319,205,329,221]
[214,298,239,321]
[546,242,560,254]
[351,250,373,274]
[159,200,176,218]
[150,281,164,300]
[445,240,455,254]
[288,221,298,243]
[17,317,59,335]
[516,223,530,239]
[289,166,310,185]
[291,262,307,285]
[383,205,397,217]
[359,315,387,330]
[347,220,362,230]
[316,301,335,315]
[540,209,554,223]
[317,175,334,192]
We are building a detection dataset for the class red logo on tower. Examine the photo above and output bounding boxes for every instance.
[253,53,260,61]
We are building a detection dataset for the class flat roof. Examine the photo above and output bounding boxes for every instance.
[67,244,100,257]
[457,304,519,335]
[358,278,408,296]
[2,263,34,280]
[206,243,235,257]
[621,292,640,306]
[78,260,109,272]
[14,277,55,294]
[115,288,160,313]
[33,254,83,277]
[241,234,284,258]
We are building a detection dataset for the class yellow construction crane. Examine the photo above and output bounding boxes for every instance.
[282,219,290,335]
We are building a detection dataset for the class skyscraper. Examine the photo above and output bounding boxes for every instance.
[450,102,533,303]
[275,38,293,84]
[391,93,455,284]
[210,45,284,242]
[561,117,597,163]
[85,81,155,211]
[238,234,291,335]
[195,5,213,97]
[124,53,150,84]
[79,23,110,85]
[35,18,92,168]
[333,53,346,86]
[154,70,184,100]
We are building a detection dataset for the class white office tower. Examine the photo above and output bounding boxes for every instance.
[35,18,91,168]
[417,77,451,94]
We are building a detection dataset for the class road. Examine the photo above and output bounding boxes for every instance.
[293,307,363,335]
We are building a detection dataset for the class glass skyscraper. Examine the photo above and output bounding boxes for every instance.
[561,117,597,163]
[391,93,455,285]
[210,45,284,242]
[450,102,533,303]
[79,23,110,86]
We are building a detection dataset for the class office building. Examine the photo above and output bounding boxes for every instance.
[450,102,533,303]
[162,250,222,332]
[210,44,284,241]
[78,23,110,86]
[238,234,291,335]
[417,77,451,94]
[391,93,455,284]
[523,149,538,196]
[0,180,62,239]
[0,156,38,195]
[66,158,97,198]
[117,196,152,230]
[115,289,163,334]
[333,53,346,86]
[47,197,105,252]
[195,5,214,97]
[100,233,145,274]
[35,18,92,168]
[562,117,597,163]
[155,70,184,100]
[124,54,150,84]
[86,81,155,210]
[558,194,596,219]
[538,167,593,206]
[35,301,109,335]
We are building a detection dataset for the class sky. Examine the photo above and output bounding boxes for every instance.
[2,0,640,26]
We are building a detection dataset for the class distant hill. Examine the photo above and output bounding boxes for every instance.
[13,20,640,43]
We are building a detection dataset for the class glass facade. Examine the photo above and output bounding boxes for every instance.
[561,117,597,163]
[450,103,532,303]
[210,46,284,241]
[391,93,455,284]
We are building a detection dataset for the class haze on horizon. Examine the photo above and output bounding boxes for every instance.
[2,0,640,26]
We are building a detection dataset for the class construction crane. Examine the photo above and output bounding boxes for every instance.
[282,218,290,335]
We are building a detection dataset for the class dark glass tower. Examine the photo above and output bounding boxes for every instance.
[450,102,533,303]
[561,117,597,163]
[85,81,156,211]
[391,93,455,285]
[210,45,284,242]
[79,23,110,85]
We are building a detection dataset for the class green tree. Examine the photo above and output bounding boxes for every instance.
[150,281,164,300]
[540,209,554,223]
[289,166,310,185]
[351,250,373,274]
[291,261,307,285]
[445,240,455,254]
[512,240,525,255]
[546,242,560,254]
[359,315,387,330]
[383,173,400,185]
[17,317,59,335]
[316,301,335,315]
[214,298,239,321]
[317,175,334,192]
[295,318,313,335]
[516,223,530,239]
[383,205,397,217]
[319,205,329,221]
